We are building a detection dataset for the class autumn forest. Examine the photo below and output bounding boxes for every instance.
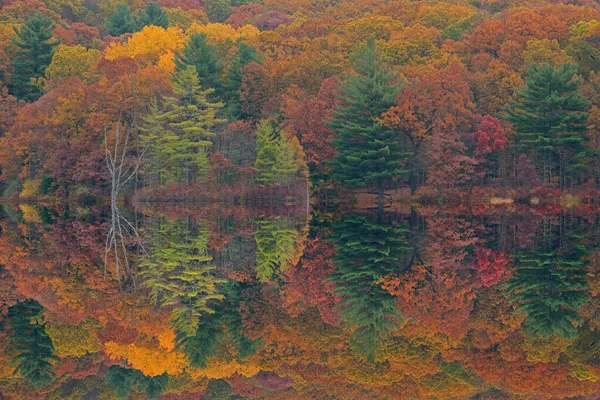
[1,0,600,398]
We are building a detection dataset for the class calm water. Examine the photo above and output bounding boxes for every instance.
[0,203,599,399]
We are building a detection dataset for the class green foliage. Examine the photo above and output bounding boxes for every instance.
[9,13,60,101]
[105,366,168,400]
[8,300,59,389]
[139,66,225,184]
[328,214,412,363]
[176,33,223,95]
[328,39,410,196]
[205,0,232,23]
[223,41,263,119]
[135,2,169,30]
[254,120,298,185]
[253,216,299,281]
[105,3,136,36]
[140,217,225,338]
[504,233,590,339]
[504,63,590,185]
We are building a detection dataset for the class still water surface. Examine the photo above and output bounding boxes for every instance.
[0,203,598,399]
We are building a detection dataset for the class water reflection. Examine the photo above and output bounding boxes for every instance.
[0,204,599,399]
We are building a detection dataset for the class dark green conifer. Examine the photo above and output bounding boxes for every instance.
[105,3,136,36]
[504,63,590,186]
[9,13,60,101]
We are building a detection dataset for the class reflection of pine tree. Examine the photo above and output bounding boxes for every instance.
[175,281,261,367]
[504,232,589,339]
[105,366,168,400]
[8,300,58,388]
[328,214,413,362]
[140,218,225,338]
[253,216,299,282]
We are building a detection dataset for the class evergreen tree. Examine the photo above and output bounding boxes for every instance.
[274,136,298,185]
[254,120,298,186]
[135,2,168,30]
[223,41,263,119]
[254,120,278,185]
[328,214,412,363]
[8,300,58,388]
[504,63,590,186]
[176,33,223,96]
[105,3,136,36]
[9,13,60,101]
[328,39,409,206]
[139,66,225,184]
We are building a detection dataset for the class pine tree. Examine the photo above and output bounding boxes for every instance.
[254,120,278,185]
[504,63,590,186]
[140,66,225,184]
[9,13,60,101]
[328,39,409,206]
[135,2,168,30]
[105,3,136,36]
[274,135,298,185]
[223,41,263,119]
[8,300,58,389]
[176,33,223,96]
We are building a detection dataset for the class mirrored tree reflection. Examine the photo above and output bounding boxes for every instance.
[505,228,591,339]
[328,213,414,363]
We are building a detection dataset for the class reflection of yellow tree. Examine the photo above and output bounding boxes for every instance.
[140,217,225,337]
[45,319,101,358]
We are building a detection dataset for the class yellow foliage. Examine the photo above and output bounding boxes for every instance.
[104,341,187,376]
[45,45,101,86]
[19,180,40,199]
[524,336,575,363]
[188,359,261,380]
[187,22,260,43]
[570,363,599,382]
[46,321,101,358]
[104,26,185,72]
[158,330,176,351]
[522,39,574,71]
[19,205,41,223]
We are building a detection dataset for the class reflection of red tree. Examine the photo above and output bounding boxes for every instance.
[473,248,507,287]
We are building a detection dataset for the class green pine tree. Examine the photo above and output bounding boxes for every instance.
[504,63,590,186]
[176,33,223,96]
[105,3,136,36]
[8,300,59,389]
[274,136,298,185]
[328,214,412,363]
[9,13,60,101]
[140,66,225,184]
[135,2,169,30]
[223,41,263,119]
[254,120,278,185]
[328,38,410,205]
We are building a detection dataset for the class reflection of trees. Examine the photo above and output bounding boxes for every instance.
[7,300,58,389]
[105,365,168,399]
[139,217,225,337]
[505,231,590,339]
[328,214,412,362]
[253,216,300,282]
